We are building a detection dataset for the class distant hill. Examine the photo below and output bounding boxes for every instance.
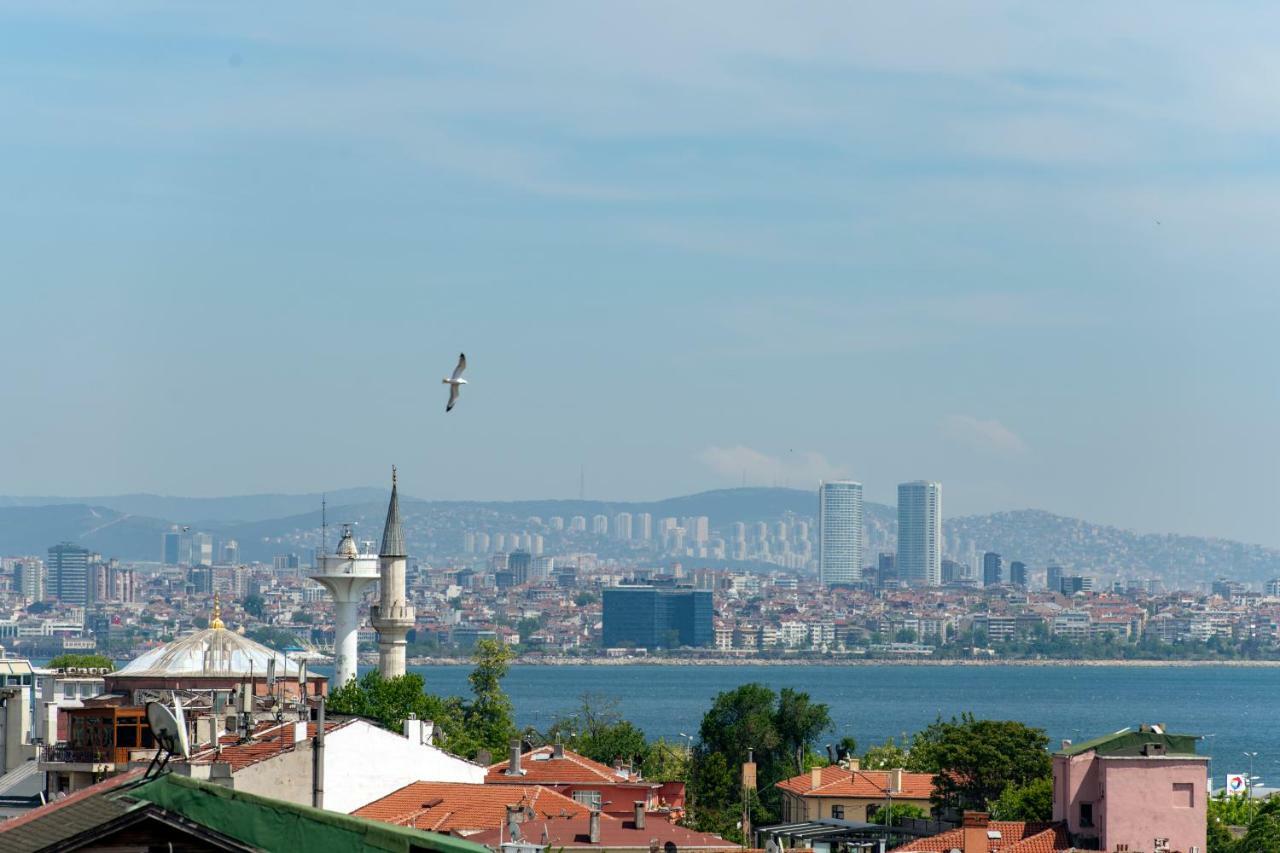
[1,487,1277,586]
[0,488,387,525]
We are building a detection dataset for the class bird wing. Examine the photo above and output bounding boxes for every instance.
[446,382,461,412]
[450,353,467,381]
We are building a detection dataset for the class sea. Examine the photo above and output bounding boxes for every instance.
[313,663,1277,784]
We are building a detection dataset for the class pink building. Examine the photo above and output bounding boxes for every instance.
[1053,724,1208,853]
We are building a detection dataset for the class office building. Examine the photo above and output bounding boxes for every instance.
[508,551,533,585]
[1047,565,1065,593]
[14,560,45,602]
[219,539,239,565]
[1009,560,1028,587]
[1060,574,1094,596]
[818,481,863,586]
[162,531,182,565]
[601,585,713,649]
[941,558,961,584]
[982,552,1003,587]
[897,481,942,586]
[47,542,91,605]
[190,532,213,566]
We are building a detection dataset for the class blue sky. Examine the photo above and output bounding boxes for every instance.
[3,3,1279,544]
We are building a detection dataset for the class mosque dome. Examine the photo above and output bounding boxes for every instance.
[115,617,303,679]
[116,628,302,678]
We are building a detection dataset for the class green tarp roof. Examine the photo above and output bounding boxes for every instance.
[125,773,491,853]
[1055,728,1201,758]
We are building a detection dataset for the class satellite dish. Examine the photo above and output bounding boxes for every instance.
[146,697,190,759]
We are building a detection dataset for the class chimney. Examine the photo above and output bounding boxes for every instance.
[845,757,860,771]
[506,804,522,842]
[811,767,823,789]
[403,713,423,744]
[889,768,903,794]
[589,809,601,844]
[552,742,565,759]
[1061,739,1072,750]
[506,738,523,776]
[962,811,990,853]
[634,801,646,830]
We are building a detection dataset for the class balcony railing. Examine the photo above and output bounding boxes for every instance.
[42,744,117,765]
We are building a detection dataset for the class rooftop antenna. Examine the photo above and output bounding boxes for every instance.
[579,465,585,501]
[321,495,328,554]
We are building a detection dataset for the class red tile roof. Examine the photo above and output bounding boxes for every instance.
[776,766,935,801]
[889,821,1070,853]
[354,782,592,832]
[487,746,646,786]
[467,815,738,850]
[186,719,347,771]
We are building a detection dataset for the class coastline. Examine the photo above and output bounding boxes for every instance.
[401,655,1280,668]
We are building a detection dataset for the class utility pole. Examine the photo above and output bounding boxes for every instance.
[742,748,756,846]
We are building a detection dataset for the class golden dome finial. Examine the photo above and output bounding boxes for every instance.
[210,593,225,630]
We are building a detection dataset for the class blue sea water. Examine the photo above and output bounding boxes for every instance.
[324,663,1277,784]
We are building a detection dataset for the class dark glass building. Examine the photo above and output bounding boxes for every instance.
[1009,560,1028,587]
[602,585,713,649]
[982,552,1003,587]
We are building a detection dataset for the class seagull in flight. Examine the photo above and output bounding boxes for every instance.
[443,353,467,412]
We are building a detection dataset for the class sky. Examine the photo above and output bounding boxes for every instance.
[2,3,1279,545]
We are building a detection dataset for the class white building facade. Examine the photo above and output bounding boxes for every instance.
[898,481,942,586]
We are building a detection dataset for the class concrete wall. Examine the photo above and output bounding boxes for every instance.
[1052,752,1101,838]
[322,720,485,813]
[1101,758,1206,853]
[232,743,315,806]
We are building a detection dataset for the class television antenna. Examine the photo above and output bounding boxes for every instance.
[144,695,190,778]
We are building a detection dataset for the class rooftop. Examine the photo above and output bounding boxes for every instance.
[487,745,648,786]
[1056,724,1201,758]
[888,821,1070,853]
[776,766,934,800]
[354,781,592,832]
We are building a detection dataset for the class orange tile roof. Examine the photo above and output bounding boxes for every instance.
[487,746,645,786]
[889,821,1070,853]
[467,815,738,850]
[776,766,935,801]
[354,782,592,832]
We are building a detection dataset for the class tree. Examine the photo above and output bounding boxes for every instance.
[46,653,114,671]
[1236,798,1280,853]
[861,735,913,770]
[869,803,927,825]
[690,683,831,839]
[908,715,1051,812]
[543,694,650,767]
[461,639,517,759]
[243,594,265,618]
[328,670,464,745]
[990,776,1053,821]
[328,638,517,762]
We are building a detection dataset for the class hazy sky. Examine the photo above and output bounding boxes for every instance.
[3,3,1279,544]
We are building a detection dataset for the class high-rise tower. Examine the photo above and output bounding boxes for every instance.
[310,524,379,686]
[818,481,863,585]
[898,481,942,586]
[370,467,415,678]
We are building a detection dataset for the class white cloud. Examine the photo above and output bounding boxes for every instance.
[939,414,1028,456]
[697,444,845,486]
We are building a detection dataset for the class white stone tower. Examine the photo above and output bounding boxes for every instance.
[309,524,379,686]
[370,467,415,678]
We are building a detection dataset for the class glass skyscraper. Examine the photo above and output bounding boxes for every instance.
[898,481,942,586]
[818,480,863,585]
[602,586,713,649]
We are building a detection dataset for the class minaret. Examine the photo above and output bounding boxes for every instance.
[309,524,379,686]
[371,467,415,678]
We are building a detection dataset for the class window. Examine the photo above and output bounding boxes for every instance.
[63,683,75,699]
[831,806,845,820]
[1154,839,1170,852]
[573,791,602,809]
[1079,802,1094,828]
[1172,782,1194,808]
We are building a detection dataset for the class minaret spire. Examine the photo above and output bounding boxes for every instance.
[380,465,405,558]
[371,465,414,678]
